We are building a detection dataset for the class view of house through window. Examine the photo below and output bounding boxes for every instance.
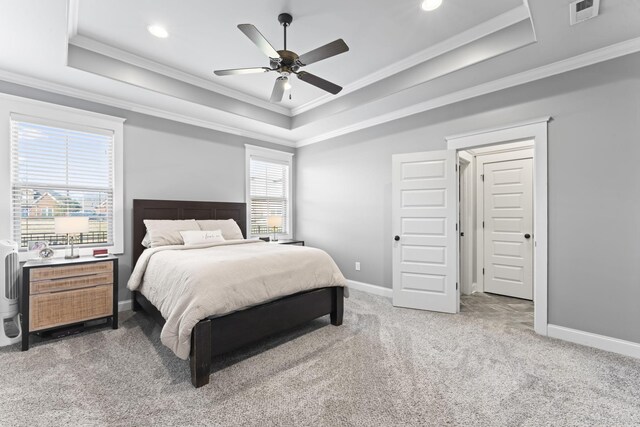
[247,147,293,238]
[10,118,115,250]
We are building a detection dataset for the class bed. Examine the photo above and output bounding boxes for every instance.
[130,199,345,388]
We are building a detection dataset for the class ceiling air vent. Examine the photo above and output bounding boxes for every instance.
[570,0,600,25]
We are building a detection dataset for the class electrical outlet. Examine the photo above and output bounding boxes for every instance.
[355,261,361,271]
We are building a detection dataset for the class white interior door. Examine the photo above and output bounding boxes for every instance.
[392,150,458,313]
[483,158,533,300]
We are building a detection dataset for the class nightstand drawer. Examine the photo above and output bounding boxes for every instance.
[30,262,113,281]
[30,272,113,295]
[29,284,113,331]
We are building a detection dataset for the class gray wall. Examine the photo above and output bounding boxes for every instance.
[295,53,640,344]
[0,80,293,302]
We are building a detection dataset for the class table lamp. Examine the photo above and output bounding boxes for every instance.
[267,215,283,242]
[55,216,89,259]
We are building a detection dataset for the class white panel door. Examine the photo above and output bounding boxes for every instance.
[483,158,533,300]
[392,150,458,313]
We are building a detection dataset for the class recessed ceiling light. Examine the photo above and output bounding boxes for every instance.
[147,25,169,39]
[421,0,443,11]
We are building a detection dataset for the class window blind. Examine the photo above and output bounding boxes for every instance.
[249,157,290,236]
[10,117,115,250]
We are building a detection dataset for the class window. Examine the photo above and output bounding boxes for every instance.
[245,145,294,238]
[1,94,124,258]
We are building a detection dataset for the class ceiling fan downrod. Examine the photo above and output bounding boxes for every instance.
[278,13,293,51]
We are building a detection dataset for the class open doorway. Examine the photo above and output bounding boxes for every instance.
[458,141,535,330]
[392,118,548,335]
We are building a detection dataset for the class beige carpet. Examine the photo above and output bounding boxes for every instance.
[1,290,639,426]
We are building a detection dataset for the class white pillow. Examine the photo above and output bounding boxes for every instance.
[142,232,151,248]
[180,230,225,246]
[197,219,244,240]
[143,219,199,247]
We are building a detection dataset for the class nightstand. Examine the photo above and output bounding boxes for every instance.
[273,239,305,246]
[21,256,118,351]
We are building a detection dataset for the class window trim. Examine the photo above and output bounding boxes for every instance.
[0,93,125,261]
[245,144,294,240]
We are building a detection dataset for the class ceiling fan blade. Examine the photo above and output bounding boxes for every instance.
[237,24,280,59]
[270,77,287,103]
[214,67,272,76]
[297,39,349,66]
[297,71,342,95]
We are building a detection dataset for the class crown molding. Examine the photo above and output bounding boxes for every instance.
[290,5,532,116]
[296,36,640,147]
[2,35,638,151]
[69,35,292,117]
[0,68,296,147]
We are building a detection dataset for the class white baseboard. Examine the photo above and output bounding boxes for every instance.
[548,324,640,359]
[347,280,393,298]
[118,300,132,312]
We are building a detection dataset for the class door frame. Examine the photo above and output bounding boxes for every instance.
[475,148,534,293]
[447,117,550,336]
[458,152,474,295]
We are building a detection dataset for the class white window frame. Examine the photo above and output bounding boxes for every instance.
[245,144,294,240]
[0,93,125,261]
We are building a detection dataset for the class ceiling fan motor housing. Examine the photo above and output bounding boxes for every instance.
[273,50,300,75]
[278,13,293,26]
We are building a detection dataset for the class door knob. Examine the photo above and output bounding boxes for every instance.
[394,235,400,241]
[524,233,531,239]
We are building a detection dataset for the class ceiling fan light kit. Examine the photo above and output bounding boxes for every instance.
[214,13,349,103]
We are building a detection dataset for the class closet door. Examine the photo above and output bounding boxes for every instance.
[392,150,458,313]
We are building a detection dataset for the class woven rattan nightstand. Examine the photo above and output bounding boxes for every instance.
[21,256,118,351]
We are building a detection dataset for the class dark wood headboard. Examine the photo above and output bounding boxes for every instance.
[132,199,247,265]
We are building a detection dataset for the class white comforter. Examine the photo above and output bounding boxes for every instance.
[127,240,347,359]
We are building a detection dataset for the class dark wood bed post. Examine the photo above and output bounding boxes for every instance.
[331,287,344,326]
[190,319,212,388]
[132,291,142,312]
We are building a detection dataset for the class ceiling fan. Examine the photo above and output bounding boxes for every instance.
[214,13,349,103]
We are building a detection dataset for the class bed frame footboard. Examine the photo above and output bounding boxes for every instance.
[134,287,344,389]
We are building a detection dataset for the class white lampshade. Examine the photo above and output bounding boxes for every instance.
[55,216,89,234]
[267,215,283,228]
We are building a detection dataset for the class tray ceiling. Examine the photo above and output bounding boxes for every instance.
[1,0,639,147]
[75,0,522,109]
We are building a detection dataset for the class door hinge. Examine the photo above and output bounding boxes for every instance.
[456,282,458,290]
[482,221,485,228]
[482,268,485,275]
[455,164,458,172]
[481,174,484,181]
[456,223,458,231]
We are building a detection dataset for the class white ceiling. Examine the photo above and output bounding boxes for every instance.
[0,0,639,147]
[75,0,522,108]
